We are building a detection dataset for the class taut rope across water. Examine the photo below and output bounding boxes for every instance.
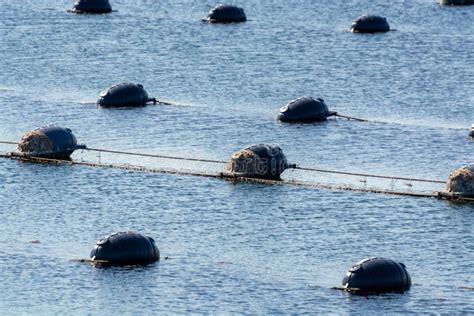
[0,140,446,184]
[0,145,472,202]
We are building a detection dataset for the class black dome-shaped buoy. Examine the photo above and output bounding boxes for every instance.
[207,4,247,23]
[90,232,160,265]
[445,164,474,197]
[16,126,85,159]
[71,0,113,14]
[277,96,334,123]
[439,0,474,5]
[227,144,288,180]
[350,15,390,33]
[97,83,153,108]
[342,257,411,294]
[469,125,474,138]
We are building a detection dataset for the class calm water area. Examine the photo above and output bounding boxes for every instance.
[0,0,473,314]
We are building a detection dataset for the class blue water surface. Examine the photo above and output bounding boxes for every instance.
[0,0,473,314]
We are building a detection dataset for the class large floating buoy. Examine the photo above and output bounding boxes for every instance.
[90,232,160,265]
[350,15,390,33]
[277,96,335,123]
[445,164,474,197]
[439,0,474,5]
[227,144,288,180]
[70,0,113,14]
[97,83,154,108]
[16,126,85,159]
[207,4,247,23]
[342,257,411,294]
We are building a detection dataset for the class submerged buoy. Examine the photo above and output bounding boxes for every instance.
[445,164,474,197]
[227,144,288,180]
[90,232,160,265]
[207,4,247,23]
[342,257,411,294]
[350,15,390,33]
[277,96,335,123]
[71,0,113,14]
[16,126,85,159]
[97,83,154,108]
[439,0,474,5]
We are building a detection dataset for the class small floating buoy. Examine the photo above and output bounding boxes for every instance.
[438,0,474,5]
[90,232,160,265]
[445,164,474,198]
[16,126,85,159]
[97,83,154,108]
[227,144,288,180]
[342,257,411,294]
[207,4,247,23]
[350,15,390,33]
[277,96,335,123]
[70,0,113,14]
[469,124,474,138]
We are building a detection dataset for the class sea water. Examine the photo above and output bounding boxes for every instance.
[0,0,473,314]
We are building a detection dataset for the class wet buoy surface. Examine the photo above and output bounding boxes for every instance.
[227,144,288,180]
[16,126,83,159]
[439,0,474,4]
[342,257,411,294]
[71,0,112,14]
[90,232,160,265]
[97,83,151,108]
[469,125,474,138]
[207,5,247,23]
[277,96,332,123]
[351,15,390,33]
[445,164,474,197]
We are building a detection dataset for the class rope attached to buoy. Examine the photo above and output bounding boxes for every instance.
[0,151,471,202]
[71,258,110,265]
[332,113,373,122]
[332,113,470,130]
[290,165,445,184]
[0,140,17,145]
[84,147,226,164]
[1,140,472,201]
[148,98,191,107]
[83,146,446,185]
[0,140,449,185]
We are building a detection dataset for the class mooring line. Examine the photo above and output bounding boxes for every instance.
[84,147,227,164]
[333,113,374,123]
[97,97,470,131]
[1,152,468,202]
[0,152,222,178]
[0,140,18,145]
[83,147,445,185]
[150,98,192,107]
[0,141,447,185]
[291,166,445,184]
[333,113,469,131]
